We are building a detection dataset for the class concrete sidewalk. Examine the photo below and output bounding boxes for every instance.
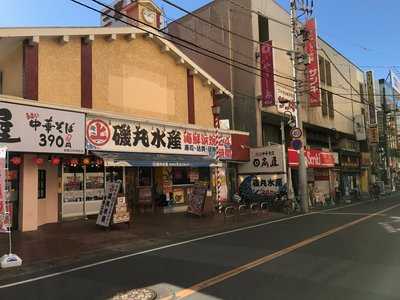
[0,210,284,282]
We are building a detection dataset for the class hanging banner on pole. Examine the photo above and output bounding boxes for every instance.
[305,18,321,107]
[0,147,9,233]
[366,71,377,125]
[260,40,275,106]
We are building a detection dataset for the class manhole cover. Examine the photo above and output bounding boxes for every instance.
[110,288,157,300]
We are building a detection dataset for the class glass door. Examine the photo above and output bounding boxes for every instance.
[62,164,84,218]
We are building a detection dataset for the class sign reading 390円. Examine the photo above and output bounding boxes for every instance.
[0,101,85,154]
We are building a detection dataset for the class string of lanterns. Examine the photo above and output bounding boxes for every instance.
[9,156,103,167]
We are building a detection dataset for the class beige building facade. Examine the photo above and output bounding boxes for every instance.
[168,0,370,201]
[0,5,249,231]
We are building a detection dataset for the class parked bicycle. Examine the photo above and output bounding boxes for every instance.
[370,183,380,201]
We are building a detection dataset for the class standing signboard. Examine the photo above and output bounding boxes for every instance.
[0,147,22,268]
[238,145,285,174]
[96,180,121,227]
[187,181,208,216]
[260,40,275,106]
[305,18,321,107]
[0,101,85,154]
[86,116,232,160]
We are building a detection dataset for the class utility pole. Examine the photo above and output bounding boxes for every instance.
[290,0,309,213]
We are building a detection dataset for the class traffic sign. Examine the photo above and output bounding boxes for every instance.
[291,139,303,150]
[290,127,303,139]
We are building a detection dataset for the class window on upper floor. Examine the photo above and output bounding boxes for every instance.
[258,15,269,42]
[359,82,365,102]
[319,56,332,87]
[321,89,328,116]
[325,60,332,86]
[319,56,326,84]
[328,91,334,118]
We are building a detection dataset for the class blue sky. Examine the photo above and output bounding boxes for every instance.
[0,0,398,79]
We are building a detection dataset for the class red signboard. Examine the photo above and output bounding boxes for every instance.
[260,40,275,106]
[305,18,321,107]
[288,148,334,168]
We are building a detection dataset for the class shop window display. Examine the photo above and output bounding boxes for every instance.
[86,164,105,202]
[63,165,84,203]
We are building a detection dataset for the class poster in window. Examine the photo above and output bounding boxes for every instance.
[85,172,105,202]
[138,187,152,205]
[63,173,84,202]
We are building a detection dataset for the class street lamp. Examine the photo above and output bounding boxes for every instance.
[212,105,221,129]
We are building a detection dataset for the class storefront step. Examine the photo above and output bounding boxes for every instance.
[163,205,188,214]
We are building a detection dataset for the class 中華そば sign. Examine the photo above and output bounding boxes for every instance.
[0,101,85,154]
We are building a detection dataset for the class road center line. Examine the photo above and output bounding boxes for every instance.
[318,212,387,217]
[167,202,400,300]
[0,200,375,289]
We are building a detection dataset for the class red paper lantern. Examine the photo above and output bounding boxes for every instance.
[69,159,79,167]
[83,158,91,165]
[51,157,61,166]
[34,157,44,166]
[10,156,22,166]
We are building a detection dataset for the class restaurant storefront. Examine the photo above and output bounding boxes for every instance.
[237,145,286,197]
[0,100,86,231]
[60,114,233,219]
[288,148,335,206]
[0,99,249,231]
[339,151,361,198]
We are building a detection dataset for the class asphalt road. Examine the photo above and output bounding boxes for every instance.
[2,197,400,300]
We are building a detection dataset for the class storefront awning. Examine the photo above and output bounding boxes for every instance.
[92,151,216,167]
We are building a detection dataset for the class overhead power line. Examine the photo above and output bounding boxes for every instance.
[161,13,255,62]
[159,0,292,53]
[70,0,295,90]
[227,0,291,28]
[89,0,296,82]
[319,48,367,103]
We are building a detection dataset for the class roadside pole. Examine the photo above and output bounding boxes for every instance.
[290,0,309,213]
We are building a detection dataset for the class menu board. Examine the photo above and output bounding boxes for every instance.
[187,182,208,216]
[113,196,131,224]
[96,180,121,227]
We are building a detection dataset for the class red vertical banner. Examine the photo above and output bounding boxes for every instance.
[305,18,321,107]
[260,41,275,106]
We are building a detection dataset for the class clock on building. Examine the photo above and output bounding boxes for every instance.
[142,8,156,24]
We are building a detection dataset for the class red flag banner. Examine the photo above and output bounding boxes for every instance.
[305,18,321,107]
[260,41,275,106]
